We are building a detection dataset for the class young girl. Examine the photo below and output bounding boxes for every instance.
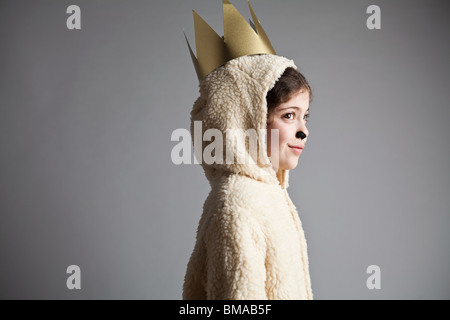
[182,54,313,300]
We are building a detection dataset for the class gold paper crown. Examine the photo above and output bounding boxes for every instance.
[185,0,276,80]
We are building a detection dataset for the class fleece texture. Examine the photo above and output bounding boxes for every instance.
[182,54,313,300]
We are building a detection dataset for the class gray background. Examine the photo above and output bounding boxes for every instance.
[0,0,449,299]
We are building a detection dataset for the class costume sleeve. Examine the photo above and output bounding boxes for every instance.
[204,209,267,300]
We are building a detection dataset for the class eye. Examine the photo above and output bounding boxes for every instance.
[304,113,310,122]
[283,112,295,120]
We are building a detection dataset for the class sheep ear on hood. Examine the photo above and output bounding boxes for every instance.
[190,54,298,189]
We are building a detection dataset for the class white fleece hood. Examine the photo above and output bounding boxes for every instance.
[190,54,297,189]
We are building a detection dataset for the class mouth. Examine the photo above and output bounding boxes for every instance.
[288,144,304,154]
[288,144,304,150]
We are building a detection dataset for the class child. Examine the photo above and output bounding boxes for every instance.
[183,1,313,300]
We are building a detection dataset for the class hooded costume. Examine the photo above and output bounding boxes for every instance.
[182,54,313,300]
[182,0,313,300]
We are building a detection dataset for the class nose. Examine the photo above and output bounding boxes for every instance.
[296,131,307,140]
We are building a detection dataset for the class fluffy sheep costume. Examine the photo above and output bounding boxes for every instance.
[182,54,313,300]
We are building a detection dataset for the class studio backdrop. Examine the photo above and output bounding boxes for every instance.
[0,0,449,299]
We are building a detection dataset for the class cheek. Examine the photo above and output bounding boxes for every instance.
[267,121,292,147]
[273,123,291,145]
[278,128,291,145]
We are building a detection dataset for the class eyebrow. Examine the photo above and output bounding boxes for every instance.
[277,106,309,113]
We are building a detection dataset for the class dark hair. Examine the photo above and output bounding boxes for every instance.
[266,67,312,114]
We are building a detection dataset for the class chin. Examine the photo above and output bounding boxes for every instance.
[280,160,299,171]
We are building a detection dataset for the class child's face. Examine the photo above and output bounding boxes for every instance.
[266,90,310,172]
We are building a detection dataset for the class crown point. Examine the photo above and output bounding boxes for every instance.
[186,0,276,81]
